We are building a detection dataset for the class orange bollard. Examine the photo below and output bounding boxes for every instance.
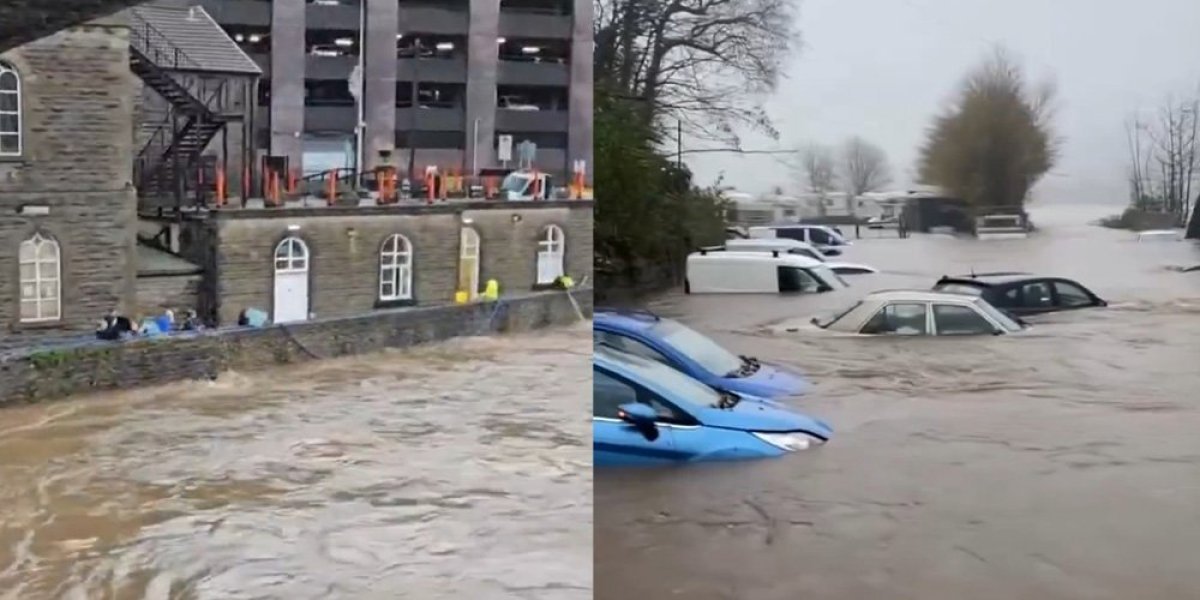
[270,170,281,206]
[287,168,297,195]
[425,167,436,205]
[485,176,497,200]
[326,169,337,205]
[215,167,227,206]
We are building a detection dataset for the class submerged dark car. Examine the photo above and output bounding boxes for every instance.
[933,272,1107,315]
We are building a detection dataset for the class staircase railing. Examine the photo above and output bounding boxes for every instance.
[128,10,231,116]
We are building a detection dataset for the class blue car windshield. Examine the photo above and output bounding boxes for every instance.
[654,320,743,376]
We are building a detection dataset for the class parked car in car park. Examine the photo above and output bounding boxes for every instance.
[932,273,1107,315]
[593,345,833,467]
[685,251,849,294]
[787,289,1026,337]
[719,238,879,275]
[594,309,811,399]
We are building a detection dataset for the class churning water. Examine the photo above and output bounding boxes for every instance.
[596,205,1200,600]
[0,324,592,600]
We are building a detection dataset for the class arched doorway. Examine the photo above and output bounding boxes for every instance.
[273,236,310,323]
[458,227,480,300]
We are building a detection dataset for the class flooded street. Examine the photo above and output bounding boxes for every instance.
[595,204,1200,600]
[0,325,592,600]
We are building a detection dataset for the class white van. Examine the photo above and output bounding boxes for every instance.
[748,224,851,256]
[723,238,878,275]
[685,250,850,294]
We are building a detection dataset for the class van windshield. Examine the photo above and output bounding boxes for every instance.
[811,265,849,289]
[813,301,862,328]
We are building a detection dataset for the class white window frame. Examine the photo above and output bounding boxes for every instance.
[0,63,22,157]
[536,224,566,285]
[273,236,309,273]
[379,233,414,301]
[18,233,61,323]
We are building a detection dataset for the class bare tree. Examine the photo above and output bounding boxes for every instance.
[841,136,891,214]
[799,144,837,215]
[1126,94,1200,225]
[917,47,1059,210]
[594,0,799,146]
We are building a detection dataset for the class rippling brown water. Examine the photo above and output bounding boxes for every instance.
[596,205,1200,600]
[0,324,592,600]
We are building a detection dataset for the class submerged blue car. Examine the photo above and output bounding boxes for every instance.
[594,309,810,399]
[594,346,833,467]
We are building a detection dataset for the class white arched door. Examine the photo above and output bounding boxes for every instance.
[458,227,480,300]
[273,236,310,323]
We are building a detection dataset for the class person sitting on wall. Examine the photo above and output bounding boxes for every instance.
[154,309,175,334]
[138,315,165,337]
[95,310,137,341]
[181,309,204,331]
[552,275,575,290]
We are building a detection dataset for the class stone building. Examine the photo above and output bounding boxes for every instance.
[0,17,141,345]
[166,200,593,326]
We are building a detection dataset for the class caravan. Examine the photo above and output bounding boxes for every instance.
[685,251,849,294]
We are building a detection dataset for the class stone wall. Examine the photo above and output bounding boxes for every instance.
[0,20,139,344]
[169,201,593,326]
[0,287,593,405]
[135,273,201,314]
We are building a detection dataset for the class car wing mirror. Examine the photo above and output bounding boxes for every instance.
[618,403,660,441]
[618,403,657,425]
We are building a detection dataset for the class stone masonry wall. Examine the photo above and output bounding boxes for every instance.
[135,274,201,315]
[0,287,593,405]
[203,201,594,326]
[0,20,139,344]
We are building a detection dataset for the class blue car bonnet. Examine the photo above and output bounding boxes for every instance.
[738,363,811,396]
[694,397,833,439]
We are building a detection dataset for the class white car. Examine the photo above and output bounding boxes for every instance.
[722,238,878,275]
[775,289,1026,337]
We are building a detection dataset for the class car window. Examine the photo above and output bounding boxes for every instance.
[807,228,832,244]
[594,368,692,424]
[775,228,806,242]
[994,286,1020,307]
[933,304,996,335]
[595,330,673,366]
[1054,281,1093,307]
[778,266,822,293]
[972,299,1023,332]
[594,369,637,419]
[813,301,863,328]
[859,303,928,335]
[1020,281,1054,308]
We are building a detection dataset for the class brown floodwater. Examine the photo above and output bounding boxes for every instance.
[595,204,1200,600]
[0,324,592,600]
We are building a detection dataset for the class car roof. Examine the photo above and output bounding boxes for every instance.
[938,272,1039,286]
[688,250,824,268]
[593,308,664,333]
[864,289,982,303]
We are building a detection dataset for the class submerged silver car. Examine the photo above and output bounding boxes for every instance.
[789,290,1026,336]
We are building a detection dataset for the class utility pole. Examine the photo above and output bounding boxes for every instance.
[406,37,421,180]
[352,0,366,188]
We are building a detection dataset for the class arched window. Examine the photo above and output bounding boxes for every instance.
[0,63,21,156]
[18,233,61,322]
[379,234,413,301]
[536,225,565,285]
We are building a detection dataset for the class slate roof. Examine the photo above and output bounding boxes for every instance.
[128,4,261,75]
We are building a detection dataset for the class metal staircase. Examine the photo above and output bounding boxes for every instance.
[128,10,237,209]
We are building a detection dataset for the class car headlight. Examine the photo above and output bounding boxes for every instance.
[751,432,823,452]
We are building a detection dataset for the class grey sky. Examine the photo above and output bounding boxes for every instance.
[684,0,1200,205]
